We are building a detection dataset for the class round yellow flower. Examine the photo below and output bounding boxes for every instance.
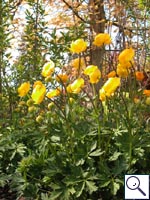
[56,74,68,83]
[118,48,134,65]
[84,65,101,84]
[71,57,86,69]
[99,77,121,101]
[70,39,87,54]
[67,78,84,93]
[89,68,101,84]
[117,64,130,78]
[46,88,61,99]
[18,82,30,97]
[93,33,111,47]
[41,60,55,77]
[31,82,46,104]
[84,65,98,75]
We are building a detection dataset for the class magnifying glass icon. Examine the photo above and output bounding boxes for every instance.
[126,176,146,196]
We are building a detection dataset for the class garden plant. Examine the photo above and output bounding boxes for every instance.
[0,0,150,199]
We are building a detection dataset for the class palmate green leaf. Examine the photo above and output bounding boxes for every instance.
[85,180,98,194]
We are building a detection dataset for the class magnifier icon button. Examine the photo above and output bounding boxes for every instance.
[126,176,146,196]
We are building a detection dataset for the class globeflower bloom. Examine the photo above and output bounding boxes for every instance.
[67,78,84,93]
[117,64,130,78]
[41,60,55,77]
[143,90,150,97]
[71,57,86,70]
[99,77,121,101]
[135,71,145,81]
[84,65,101,84]
[56,74,68,83]
[93,33,111,47]
[118,48,134,66]
[31,81,46,104]
[46,88,61,99]
[70,39,87,54]
[18,82,30,97]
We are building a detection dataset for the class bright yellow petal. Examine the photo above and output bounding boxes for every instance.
[41,60,55,77]
[18,82,30,97]
[31,83,46,104]
[84,65,98,75]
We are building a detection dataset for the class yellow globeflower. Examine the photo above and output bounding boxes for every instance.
[89,68,101,84]
[18,82,30,97]
[99,77,121,101]
[56,74,68,83]
[117,64,129,78]
[67,78,84,93]
[46,88,61,99]
[84,65,98,75]
[118,48,134,65]
[71,57,86,69]
[135,71,145,81]
[70,39,87,54]
[93,33,111,47]
[84,65,101,84]
[31,81,46,104]
[41,60,55,77]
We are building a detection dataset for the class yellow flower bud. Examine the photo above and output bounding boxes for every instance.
[26,99,34,107]
[48,102,54,110]
[36,115,44,123]
[145,97,150,105]
[28,106,36,113]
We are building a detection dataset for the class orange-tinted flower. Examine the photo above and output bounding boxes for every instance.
[41,60,55,77]
[56,74,68,83]
[107,71,116,78]
[67,78,84,93]
[117,64,130,78]
[143,90,150,97]
[18,82,30,97]
[134,97,140,104]
[118,48,134,65]
[70,39,87,54]
[71,57,86,69]
[99,77,121,101]
[93,33,111,47]
[135,71,145,81]
[31,81,46,104]
[46,88,61,99]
